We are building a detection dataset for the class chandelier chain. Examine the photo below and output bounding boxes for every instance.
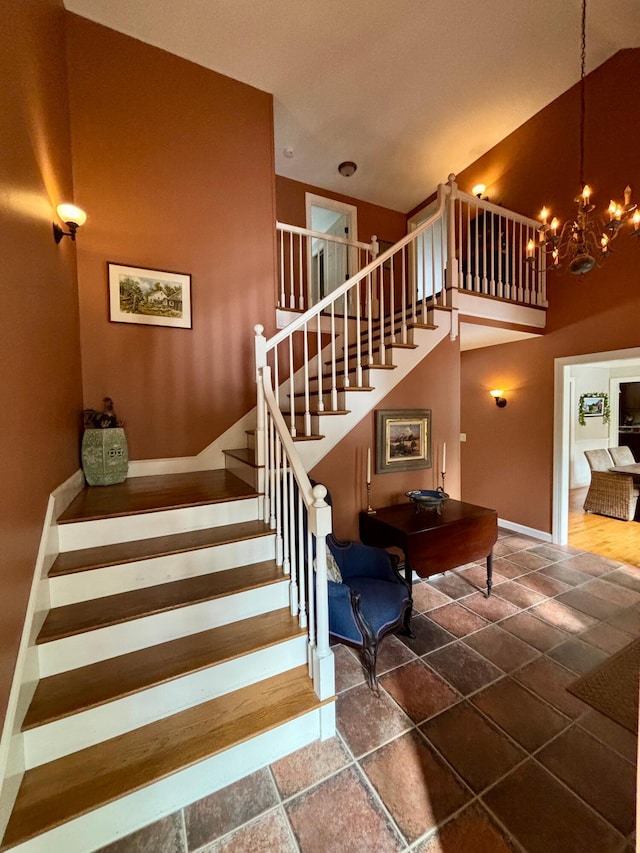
[579,0,587,189]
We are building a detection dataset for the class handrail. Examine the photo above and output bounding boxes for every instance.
[276,221,374,251]
[455,189,542,230]
[254,339,334,702]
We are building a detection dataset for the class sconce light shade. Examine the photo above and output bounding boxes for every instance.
[490,389,507,408]
[472,184,486,199]
[53,203,87,243]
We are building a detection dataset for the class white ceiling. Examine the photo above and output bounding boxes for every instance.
[63,1,640,213]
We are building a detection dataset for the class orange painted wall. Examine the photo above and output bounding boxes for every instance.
[276,176,407,245]
[0,1,83,723]
[311,337,460,541]
[65,17,278,460]
[449,50,640,533]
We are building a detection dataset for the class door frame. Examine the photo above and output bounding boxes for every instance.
[553,346,640,544]
[305,193,358,308]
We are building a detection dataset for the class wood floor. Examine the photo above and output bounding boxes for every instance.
[569,487,640,567]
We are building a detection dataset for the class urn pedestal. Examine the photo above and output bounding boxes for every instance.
[81,427,128,486]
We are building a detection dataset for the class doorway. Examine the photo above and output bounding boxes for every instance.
[305,194,358,306]
[552,347,640,545]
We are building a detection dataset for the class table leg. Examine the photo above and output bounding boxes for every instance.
[486,551,493,597]
[398,559,415,638]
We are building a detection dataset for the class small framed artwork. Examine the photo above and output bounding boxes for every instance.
[108,263,192,329]
[376,409,431,473]
[578,392,610,425]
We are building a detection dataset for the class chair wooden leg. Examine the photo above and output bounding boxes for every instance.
[361,642,379,696]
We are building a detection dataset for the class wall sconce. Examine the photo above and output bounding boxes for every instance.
[472,184,486,198]
[53,203,87,243]
[490,389,507,408]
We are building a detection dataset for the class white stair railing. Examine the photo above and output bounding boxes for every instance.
[254,333,334,702]
[254,174,547,700]
[276,222,378,312]
[455,189,547,306]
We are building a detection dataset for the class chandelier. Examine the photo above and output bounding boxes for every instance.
[526,0,639,276]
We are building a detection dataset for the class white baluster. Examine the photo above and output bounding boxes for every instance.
[316,313,324,413]
[330,302,338,411]
[282,453,290,576]
[289,231,295,309]
[274,436,283,565]
[288,335,296,437]
[303,320,311,435]
[297,491,307,628]
[298,233,304,310]
[287,467,298,614]
[279,231,285,308]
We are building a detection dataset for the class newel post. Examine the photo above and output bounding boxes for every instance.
[254,324,267,486]
[446,173,460,302]
[309,483,335,702]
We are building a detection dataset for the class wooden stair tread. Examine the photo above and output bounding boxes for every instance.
[58,470,257,524]
[293,410,350,417]
[290,386,373,398]
[24,608,303,729]
[50,519,273,577]
[292,434,324,441]
[37,561,285,644]
[222,447,256,466]
[2,666,327,850]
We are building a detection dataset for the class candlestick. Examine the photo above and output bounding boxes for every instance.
[442,442,446,475]
[366,481,375,514]
[367,447,371,485]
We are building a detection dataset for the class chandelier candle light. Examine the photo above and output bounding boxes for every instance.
[526,0,639,276]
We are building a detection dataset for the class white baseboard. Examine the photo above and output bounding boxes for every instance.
[0,469,84,841]
[497,518,552,542]
[126,408,257,478]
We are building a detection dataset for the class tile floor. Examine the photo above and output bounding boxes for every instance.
[99,531,638,852]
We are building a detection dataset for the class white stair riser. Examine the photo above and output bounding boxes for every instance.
[49,535,276,606]
[10,709,326,853]
[58,497,260,552]
[38,581,289,676]
[24,635,307,768]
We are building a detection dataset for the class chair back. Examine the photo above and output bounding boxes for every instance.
[584,449,614,471]
[609,446,636,466]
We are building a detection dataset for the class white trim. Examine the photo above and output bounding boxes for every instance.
[553,347,640,545]
[0,469,84,842]
[497,518,552,542]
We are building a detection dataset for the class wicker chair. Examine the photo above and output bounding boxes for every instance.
[609,446,636,466]
[583,449,639,521]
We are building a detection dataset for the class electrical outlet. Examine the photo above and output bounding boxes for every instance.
[460,433,467,441]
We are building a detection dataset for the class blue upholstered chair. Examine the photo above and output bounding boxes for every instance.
[325,535,412,692]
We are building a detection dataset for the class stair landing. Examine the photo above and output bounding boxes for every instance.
[58,470,256,523]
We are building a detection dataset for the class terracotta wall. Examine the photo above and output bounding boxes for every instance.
[448,50,640,532]
[0,1,83,723]
[65,17,278,460]
[276,176,407,245]
[311,337,460,542]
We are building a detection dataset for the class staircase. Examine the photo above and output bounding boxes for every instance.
[1,174,548,852]
[1,470,333,853]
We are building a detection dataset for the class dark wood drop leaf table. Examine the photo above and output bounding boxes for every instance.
[359,499,498,630]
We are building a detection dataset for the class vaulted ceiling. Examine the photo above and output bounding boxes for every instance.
[63,0,640,213]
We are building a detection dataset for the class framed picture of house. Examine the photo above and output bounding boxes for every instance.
[108,263,192,329]
[376,409,431,473]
